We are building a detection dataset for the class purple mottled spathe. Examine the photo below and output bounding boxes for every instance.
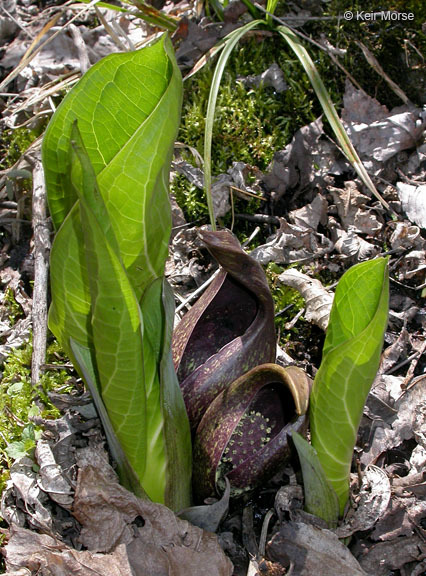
[172,229,276,431]
[192,363,311,501]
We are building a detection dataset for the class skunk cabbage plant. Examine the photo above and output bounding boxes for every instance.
[294,257,389,522]
[42,35,191,510]
[173,229,277,431]
[173,229,311,500]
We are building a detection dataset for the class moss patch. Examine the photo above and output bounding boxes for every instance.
[0,127,37,170]
[0,338,74,495]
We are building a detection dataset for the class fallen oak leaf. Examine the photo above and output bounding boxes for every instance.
[250,218,333,265]
[328,181,382,234]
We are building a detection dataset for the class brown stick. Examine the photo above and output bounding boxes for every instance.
[31,158,51,387]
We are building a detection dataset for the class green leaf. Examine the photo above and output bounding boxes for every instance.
[6,424,38,460]
[310,258,389,515]
[291,432,339,528]
[70,337,147,500]
[46,34,180,357]
[43,34,181,298]
[68,125,191,509]
[44,37,191,509]
[158,279,192,509]
[69,123,149,485]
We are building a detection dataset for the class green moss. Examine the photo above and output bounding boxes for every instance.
[175,34,319,230]
[0,127,37,170]
[172,173,209,223]
[180,35,318,174]
[1,288,24,325]
[0,337,75,495]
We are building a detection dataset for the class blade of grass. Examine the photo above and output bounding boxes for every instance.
[204,19,263,230]
[124,0,178,32]
[265,0,279,25]
[277,25,392,213]
[74,0,127,12]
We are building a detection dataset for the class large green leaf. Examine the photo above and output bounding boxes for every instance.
[310,258,389,514]
[70,338,147,499]
[46,35,181,360]
[44,37,191,510]
[69,126,148,484]
[68,124,190,508]
[43,34,181,298]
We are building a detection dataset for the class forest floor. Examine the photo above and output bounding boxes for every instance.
[0,1,425,575]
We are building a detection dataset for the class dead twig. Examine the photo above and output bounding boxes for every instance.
[30,157,51,387]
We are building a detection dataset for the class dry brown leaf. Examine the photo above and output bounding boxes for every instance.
[4,526,134,576]
[335,466,391,539]
[396,182,426,229]
[238,62,287,93]
[328,181,382,234]
[332,225,379,260]
[288,194,328,230]
[370,496,423,541]
[353,534,425,576]
[361,375,426,467]
[251,218,333,265]
[35,440,74,509]
[73,462,233,575]
[3,441,233,576]
[389,222,424,251]
[278,268,333,331]
[342,81,425,167]
[262,118,346,201]
[267,522,367,576]
[1,457,52,533]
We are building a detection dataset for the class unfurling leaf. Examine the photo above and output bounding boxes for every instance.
[173,229,276,431]
[193,363,311,501]
[310,258,389,515]
[43,36,191,510]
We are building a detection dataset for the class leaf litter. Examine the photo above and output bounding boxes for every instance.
[0,2,425,575]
